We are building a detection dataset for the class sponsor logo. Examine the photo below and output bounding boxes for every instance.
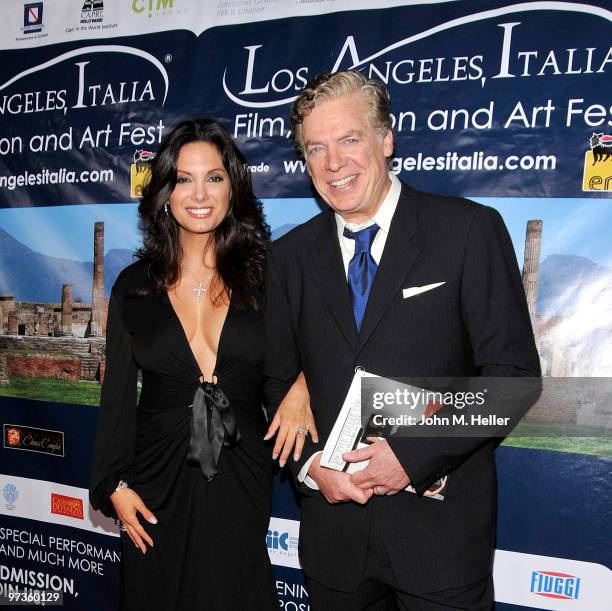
[81,0,104,25]
[530,570,581,600]
[583,132,612,192]
[130,149,156,197]
[267,529,290,552]
[266,517,300,569]
[3,424,64,457]
[133,149,156,163]
[2,483,19,510]
[495,550,608,610]
[50,493,84,519]
[590,132,612,163]
[6,427,21,446]
[131,0,187,19]
[23,2,44,34]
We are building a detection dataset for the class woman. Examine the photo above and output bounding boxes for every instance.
[89,118,315,610]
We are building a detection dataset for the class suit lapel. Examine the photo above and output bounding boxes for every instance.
[357,185,421,354]
[307,212,358,350]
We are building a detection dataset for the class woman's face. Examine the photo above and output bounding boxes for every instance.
[168,141,232,238]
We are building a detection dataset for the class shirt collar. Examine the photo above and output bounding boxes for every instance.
[335,172,401,239]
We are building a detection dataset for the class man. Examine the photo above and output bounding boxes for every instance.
[264,70,540,610]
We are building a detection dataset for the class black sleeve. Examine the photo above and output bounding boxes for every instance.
[262,249,320,488]
[89,284,139,517]
[262,249,301,414]
[388,206,541,494]
[459,206,541,378]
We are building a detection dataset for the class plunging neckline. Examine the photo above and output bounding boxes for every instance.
[165,289,233,383]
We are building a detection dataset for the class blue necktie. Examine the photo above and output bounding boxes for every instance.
[344,223,380,331]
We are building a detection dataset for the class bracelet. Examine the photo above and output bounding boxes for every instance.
[115,480,129,493]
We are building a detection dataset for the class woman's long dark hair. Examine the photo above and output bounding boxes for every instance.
[137,118,269,309]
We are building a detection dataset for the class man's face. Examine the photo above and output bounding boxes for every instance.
[302,92,393,224]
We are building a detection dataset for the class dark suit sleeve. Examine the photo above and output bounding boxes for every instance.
[262,249,301,412]
[89,284,139,517]
[263,249,321,486]
[460,206,540,377]
[388,206,541,494]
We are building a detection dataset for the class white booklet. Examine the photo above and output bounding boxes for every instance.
[320,368,446,500]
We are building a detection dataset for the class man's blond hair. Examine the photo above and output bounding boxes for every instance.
[290,70,392,155]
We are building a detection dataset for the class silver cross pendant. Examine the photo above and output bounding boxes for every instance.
[193,281,208,302]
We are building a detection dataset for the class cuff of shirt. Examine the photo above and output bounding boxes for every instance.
[297,451,322,490]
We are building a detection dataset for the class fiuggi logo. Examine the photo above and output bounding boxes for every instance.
[50,493,84,519]
[530,570,581,600]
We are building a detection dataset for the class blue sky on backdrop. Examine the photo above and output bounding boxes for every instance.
[0,198,611,268]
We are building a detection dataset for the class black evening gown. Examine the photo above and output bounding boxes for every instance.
[89,261,278,610]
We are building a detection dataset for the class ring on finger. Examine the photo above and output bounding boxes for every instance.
[296,426,309,436]
[119,523,128,532]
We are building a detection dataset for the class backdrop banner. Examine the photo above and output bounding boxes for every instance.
[0,0,611,206]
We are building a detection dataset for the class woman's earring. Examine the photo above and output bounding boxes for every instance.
[164,202,169,216]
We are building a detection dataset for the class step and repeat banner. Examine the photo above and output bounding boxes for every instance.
[1,1,610,609]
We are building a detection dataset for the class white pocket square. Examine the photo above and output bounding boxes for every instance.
[402,282,446,299]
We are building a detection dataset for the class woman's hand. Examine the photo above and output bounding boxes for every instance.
[264,372,319,466]
[111,486,157,554]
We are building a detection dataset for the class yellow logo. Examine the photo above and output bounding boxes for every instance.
[582,133,612,192]
[130,149,155,198]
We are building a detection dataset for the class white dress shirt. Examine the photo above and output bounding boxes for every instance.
[298,173,402,488]
[335,173,402,276]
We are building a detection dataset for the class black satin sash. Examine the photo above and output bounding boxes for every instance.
[187,381,241,481]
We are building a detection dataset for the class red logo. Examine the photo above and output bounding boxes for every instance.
[50,494,84,519]
[589,132,612,165]
[133,149,156,164]
[6,427,21,446]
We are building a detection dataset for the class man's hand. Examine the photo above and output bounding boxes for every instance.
[343,439,410,496]
[308,454,373,505]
